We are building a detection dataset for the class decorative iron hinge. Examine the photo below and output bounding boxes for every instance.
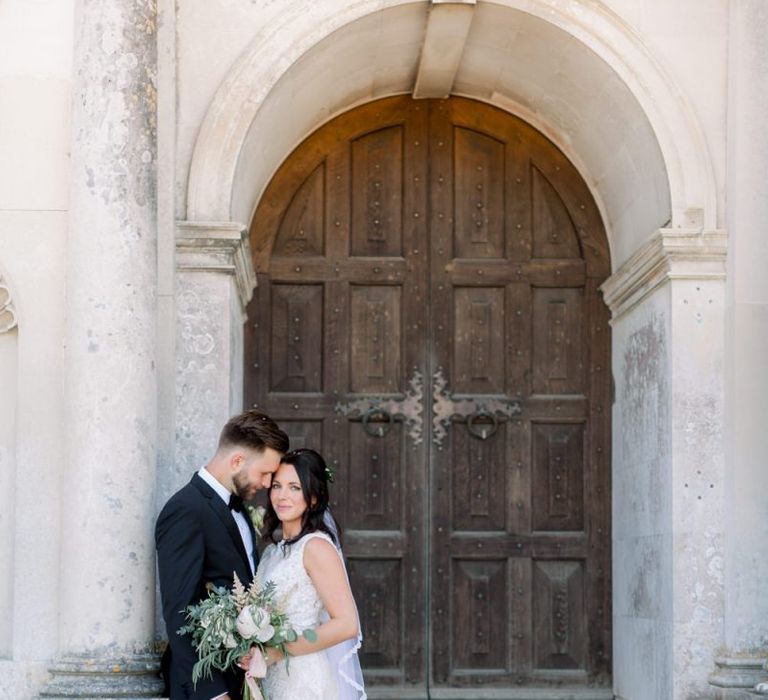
[334,368,425,445]
[431,368,523,446]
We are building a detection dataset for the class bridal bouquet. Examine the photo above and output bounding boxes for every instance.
[178,573,316,700]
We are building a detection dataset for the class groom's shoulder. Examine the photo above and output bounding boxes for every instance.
[157,475,206,520]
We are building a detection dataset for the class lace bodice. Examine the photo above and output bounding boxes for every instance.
[255,532,339,699]
[257,531,335,629]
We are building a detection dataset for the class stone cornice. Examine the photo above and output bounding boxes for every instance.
[0,274,17,333]
[175,221,257,309]
[600,228,727,321]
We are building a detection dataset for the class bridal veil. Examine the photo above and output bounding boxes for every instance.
[323,511,367,700]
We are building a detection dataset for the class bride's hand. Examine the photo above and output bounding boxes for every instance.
[264,646,283,666]
[238,645,281,669]
[237,648,254,670]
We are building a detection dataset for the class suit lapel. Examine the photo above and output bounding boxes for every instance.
[191,473,253,578]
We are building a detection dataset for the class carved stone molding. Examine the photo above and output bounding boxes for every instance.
[39,653,164,699]
[709,655,768,691]
[600,228,727,321]
[176,221,257,309]
[0,275,17,333]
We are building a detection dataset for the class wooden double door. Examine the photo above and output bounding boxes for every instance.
[245,96,611,696]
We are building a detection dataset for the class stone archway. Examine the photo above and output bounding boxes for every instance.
[178,2,726,697]
[184,0,717,262]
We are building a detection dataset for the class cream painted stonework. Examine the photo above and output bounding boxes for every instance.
[0,0,767,698]
[184,0,718,269]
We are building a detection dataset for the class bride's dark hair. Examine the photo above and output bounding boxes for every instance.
[262,448,342,549]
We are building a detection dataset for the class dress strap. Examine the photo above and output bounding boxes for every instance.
[296,530,337,555]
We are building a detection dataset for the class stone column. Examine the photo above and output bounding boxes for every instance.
[602,230,727,700]
[40,0,163,696]
[708,0,768,696]
[158,221,255,504]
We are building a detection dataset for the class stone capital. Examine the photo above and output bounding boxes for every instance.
[176,221,256,309]
[0,274,17,333]
[600,228,727,321]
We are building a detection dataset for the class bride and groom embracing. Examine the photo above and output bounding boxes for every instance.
[156,410,366,700]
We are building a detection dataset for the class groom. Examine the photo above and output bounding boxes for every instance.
[156,410,289,700]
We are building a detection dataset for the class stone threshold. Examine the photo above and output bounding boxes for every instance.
[366,689,614,700]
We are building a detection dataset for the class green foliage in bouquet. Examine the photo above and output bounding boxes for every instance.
[178,573,317,688]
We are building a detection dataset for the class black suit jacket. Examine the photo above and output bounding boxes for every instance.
[156,473,258,700]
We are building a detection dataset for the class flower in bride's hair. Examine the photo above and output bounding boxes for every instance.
[236,604,275,643]
[245,504,266,534]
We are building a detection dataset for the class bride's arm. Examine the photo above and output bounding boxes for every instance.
[269,537,359,661]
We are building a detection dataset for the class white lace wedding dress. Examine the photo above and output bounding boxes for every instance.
[256,532,340,699]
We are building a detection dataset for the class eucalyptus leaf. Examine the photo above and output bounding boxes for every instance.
[302,629,318,643]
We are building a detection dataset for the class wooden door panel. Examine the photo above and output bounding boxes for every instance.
[348,558,402,670]
[452,423,508,531]
[269,283,324,393]
[349,285,402,393]
[532,560,588,672]
[531,422,586,532]
[532,286,584,395]
[278,419,324,451]
[453,286,506,394]
[452,558,509,671]
[351,126,404,256]
[453,127,505,258]
[347,426,403,528]
[531,165,582,260]
[273,163,326,257]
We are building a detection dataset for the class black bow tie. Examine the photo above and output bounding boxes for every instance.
[228,494,244,513]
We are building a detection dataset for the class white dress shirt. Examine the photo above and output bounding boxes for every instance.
[198,467,256,574]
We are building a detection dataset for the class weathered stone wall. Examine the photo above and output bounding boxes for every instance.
[612,291,674,699]
[603,229,728,698]
[669,277,726,698]
[722,0,768,678]
[0,0,73,693]
[2,0,766,698]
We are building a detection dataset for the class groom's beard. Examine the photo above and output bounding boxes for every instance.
[232,469,258,502]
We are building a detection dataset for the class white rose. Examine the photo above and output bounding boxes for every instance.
[236,605,275,643]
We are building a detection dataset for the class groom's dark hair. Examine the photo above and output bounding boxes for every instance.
[218,410,289,454]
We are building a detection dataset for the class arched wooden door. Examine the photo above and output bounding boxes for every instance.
[245,96,612,697]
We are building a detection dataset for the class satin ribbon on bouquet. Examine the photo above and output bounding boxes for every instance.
[243,650,267,700]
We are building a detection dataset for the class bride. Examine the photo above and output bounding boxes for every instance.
[251,448,366,699]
